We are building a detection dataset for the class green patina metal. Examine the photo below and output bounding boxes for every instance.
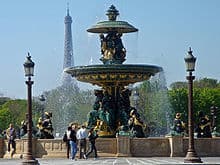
[87,21,138,34]
[65,5,162,137]
[87,5,138,33]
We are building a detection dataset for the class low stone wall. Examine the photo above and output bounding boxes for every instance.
[1,137,220,158]
[183,137,220,157]
[96,138,117,156]
[35,139,67,158]
[131,137,170,157]
[2,138,117,158]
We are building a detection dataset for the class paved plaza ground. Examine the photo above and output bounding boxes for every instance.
[0,157,220,165]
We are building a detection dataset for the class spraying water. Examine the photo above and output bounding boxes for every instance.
[142,71,173,136]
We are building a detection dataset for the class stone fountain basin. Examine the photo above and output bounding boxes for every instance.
[64,64,163,86]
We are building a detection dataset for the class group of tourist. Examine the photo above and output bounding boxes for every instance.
[63,124,98,161]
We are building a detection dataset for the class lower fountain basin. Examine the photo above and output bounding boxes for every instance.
[64,64,163,86]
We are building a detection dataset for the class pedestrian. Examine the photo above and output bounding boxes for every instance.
[76,125,87,159]
[6,123,16,157]
[63,126,71,159]
[84,128,98,159]
[69,124,77,160]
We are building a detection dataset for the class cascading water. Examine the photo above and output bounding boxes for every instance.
[147,71,173,136]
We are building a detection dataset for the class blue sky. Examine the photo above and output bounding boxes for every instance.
[0,0,220,98]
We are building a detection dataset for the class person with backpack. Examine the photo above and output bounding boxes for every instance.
[63,126,71,159]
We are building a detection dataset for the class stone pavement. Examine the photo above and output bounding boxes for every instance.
[0,157,220,165]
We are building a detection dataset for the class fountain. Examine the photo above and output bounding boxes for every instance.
[65,5,162,137]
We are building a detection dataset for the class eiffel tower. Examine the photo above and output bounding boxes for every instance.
[62,6,76,87]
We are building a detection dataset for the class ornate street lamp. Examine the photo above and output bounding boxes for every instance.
[22,53,39,165]
[39,94,46,119]
[184,48,202,163]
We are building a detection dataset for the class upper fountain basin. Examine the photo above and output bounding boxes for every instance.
[87,21,138,33]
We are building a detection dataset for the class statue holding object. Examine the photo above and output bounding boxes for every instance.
[100,32,126,64]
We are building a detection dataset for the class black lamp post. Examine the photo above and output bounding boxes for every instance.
[39,94,46,119]
[22,53,39,165]
[184,47,202,163]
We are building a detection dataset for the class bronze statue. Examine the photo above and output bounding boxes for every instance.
[19,120,27,137]
[36,112,54,139]
[173,113,185,135]
[196,111,212,138]
[100,32,126,64]
[128,108,145,138]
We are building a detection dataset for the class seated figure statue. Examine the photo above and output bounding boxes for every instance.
[196,111,212,138]
[128,108,145,138]
[20,120,27,137]
[87,103,99,129]
[87,90,103,129]
[172,113,185,135]
[20,115,37,138]
[41,112,54,139]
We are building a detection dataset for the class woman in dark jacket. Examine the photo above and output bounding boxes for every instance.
[84,128,98,159]
[69,125,77,160]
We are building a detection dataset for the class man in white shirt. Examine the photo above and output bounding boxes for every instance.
[76,125,87,159]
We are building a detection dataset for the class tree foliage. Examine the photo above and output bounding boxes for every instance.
[0,99,27,131]
[168,78,220,132]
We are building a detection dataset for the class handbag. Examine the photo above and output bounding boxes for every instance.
[62,132,67,142]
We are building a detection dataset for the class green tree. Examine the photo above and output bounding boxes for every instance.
[0,99,27,131]
[168,80,220,133]
[168,88,188,122]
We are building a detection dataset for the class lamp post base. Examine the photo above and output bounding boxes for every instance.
[184,151,202,163]
[22,159,39,165]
